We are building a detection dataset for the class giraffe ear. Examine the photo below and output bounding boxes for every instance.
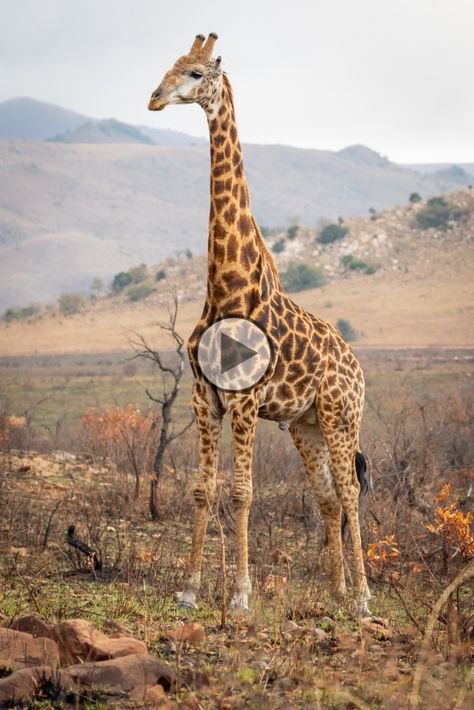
[213,56,223,76]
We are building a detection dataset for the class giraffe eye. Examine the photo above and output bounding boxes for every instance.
[190,70,203,80]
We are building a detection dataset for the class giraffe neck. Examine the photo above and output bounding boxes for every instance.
[202,74,276,314]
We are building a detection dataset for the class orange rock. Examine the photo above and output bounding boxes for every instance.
[0,628,59,670]
[168,622,205,645]
[51,618,147,665]
[68,653,175,701]
[0,665,71,705]
[11,613,53,639]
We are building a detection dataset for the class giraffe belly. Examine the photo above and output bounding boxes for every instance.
[257,380,317,423]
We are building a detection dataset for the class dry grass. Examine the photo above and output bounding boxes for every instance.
[0,349,473,707]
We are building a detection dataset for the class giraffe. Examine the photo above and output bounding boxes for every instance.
[148,33,372,615]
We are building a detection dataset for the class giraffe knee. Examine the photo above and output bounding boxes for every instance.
[231,484,252,509]
[193,482,216,506]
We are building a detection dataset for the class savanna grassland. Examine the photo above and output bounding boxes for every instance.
[0,191,473,707]
[0,345,473,708]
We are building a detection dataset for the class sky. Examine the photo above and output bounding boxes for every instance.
[0,0,473,163]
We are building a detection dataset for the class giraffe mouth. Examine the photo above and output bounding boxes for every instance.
[148,98,167,111]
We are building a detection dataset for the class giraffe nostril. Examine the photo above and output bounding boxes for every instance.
[152,88,161,99]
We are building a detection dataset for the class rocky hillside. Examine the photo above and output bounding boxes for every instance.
[1,133,472,311]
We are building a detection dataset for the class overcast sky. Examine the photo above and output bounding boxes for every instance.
[1,0,473,163]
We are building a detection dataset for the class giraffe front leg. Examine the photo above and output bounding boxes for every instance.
[228,394,258,612]
[176,385,222,610]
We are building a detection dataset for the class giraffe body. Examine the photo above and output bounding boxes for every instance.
[149,33,371,614]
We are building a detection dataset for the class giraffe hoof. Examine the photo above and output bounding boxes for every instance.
[175,591,197,610]
[358,600,372,618]
[230,594,250,613]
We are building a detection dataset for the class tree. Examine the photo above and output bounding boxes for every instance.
[185,248,193,260]
[336,318,358,341]
[409,192,422,204]
[155,269,166,282]
[112,271,133,292]
[90,277,104,294]
[58,292,83,315]
[130,296,194,520]
[317,223,348,244]
[281,262,325,292]
[415,196,466,231]
[287,224,298,240]
[128,264,148,284]
[127,283,155,302]
[272,238,286,253]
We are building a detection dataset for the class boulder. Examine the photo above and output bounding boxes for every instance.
[168,622,205,645]
[68,653,175,703]
[0,628,59,671]
[0,665,70,705]
[51,618,147,665]
[11,612,53,638]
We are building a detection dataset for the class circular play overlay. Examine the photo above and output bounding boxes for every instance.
[197,317,271,391]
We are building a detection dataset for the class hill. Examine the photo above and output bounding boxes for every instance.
[0,96,206,145]
[0,97,90,139]
[1,134,472,310]
[49,118,155,145]
[1,191,472,355]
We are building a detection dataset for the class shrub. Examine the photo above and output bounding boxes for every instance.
[287,224,299,240]
[112,271,133,292]
[317,223,348,244]
[409,192,422,204]
[185,248,193,259]
[260,225,271,237]
[128,264,148,284]
[369,207,377,221]
[272,238,286,253]
[3,304,40,323]
[90,276,103,293]
[58,292,83,315]
[155,269,166,282]
[281,262,325,292]
[336,318,358,341]
[416,196,467,231]
[341,254,377,274]
[127,283,155,302]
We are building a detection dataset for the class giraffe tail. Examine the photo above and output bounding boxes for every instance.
[341,451,369,541]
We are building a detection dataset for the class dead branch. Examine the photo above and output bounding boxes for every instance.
[129,294,194,520]
[410,559,474,708]
[67,524,102,571]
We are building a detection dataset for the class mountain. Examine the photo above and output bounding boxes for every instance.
[0,97,90,140]
[0,97,206,146]
[0,136,472,310]
[49,119,154,145]
[337,144,391,168]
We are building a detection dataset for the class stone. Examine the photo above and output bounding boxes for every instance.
[0,628,59,671]
[51,618,148,665]
[167,623,205,645]
[68,653,175,702]
[0,665,71,705]
[313,627,328,642]
[11,613,53,639]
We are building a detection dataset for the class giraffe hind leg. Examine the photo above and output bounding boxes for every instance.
[323,428,372,615]
[290,419,346,600]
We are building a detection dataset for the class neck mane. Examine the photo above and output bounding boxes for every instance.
[203,73,278,314]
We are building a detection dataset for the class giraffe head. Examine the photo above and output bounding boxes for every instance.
[148,33,223,112]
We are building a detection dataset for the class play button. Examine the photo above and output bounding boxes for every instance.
[197,317,272,391]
